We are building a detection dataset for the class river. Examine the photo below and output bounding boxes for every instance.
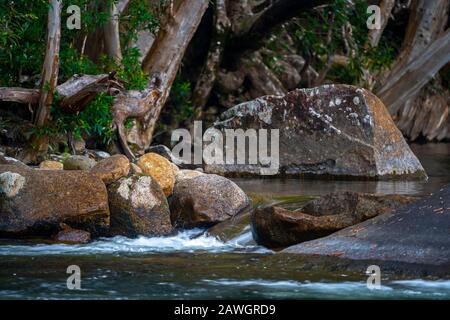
[0,143,449,299]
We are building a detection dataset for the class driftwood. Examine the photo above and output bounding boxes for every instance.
[0,88,40,105]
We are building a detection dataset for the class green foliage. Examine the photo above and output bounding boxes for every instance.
[0,0,164,148]
[51,93,115,146]
[170,77,194,124]
[288,0,397,85]
[120,0,162,47]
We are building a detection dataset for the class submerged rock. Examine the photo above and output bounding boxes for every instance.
[283,185,450,266]
[0,165,109,237]
[91,154,130,184]
[137,152,175,196]
[63,155,96,170]
[206,84,426,179]
[54,224,91,244]
[170,174,250,229]
[107,175,173,237]
[252,192,416,249]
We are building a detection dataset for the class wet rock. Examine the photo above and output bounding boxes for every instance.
[137,153,175,196]
[0,165,109,237]
[206,210,255,245]
[283,185,450,266]
[206,85,426,179]
[39,160,63,170]
[91,154,130,184]
[252,192,416,249]
[170,174,250,228]
[63,155,96,170]
[54,224,91,244]
[107,175,173,237]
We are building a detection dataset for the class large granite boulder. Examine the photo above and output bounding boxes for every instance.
[0,165,109,237]
[283,185,450,266]
[252,192,415,249]
[107,175,173,237]
[170,174,250,229]
[205,85,426,179]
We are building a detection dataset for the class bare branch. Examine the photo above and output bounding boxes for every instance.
[0,88,40,105]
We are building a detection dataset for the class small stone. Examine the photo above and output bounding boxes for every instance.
[136,153,175,196]
[39,160,63,170]
[63,155,96,170]
[91,154,130,184]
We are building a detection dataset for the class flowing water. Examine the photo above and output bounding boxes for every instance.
[0,143,450,299]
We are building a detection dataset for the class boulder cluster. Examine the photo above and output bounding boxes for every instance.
[0,152,250,243]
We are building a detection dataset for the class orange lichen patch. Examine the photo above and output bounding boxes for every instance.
[137,153,175,196]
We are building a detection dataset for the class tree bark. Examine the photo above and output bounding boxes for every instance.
[34,0,62,126]
[103,1,123,63]
[0,88,40,105]
[138,0,209,149]
[378,29,450,113]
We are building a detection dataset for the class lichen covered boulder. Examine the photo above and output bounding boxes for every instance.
[137,153,175,196]
[206,84,426,179]
[107,175,173,237]
[170,174,250,228]
[0,165,109,237]
[91,154,130,184]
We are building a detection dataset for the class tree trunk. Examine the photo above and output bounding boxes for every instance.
[103,1,123,63]
[137,0,209,149]
[378,29,450,113]
[34,0,62,126]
